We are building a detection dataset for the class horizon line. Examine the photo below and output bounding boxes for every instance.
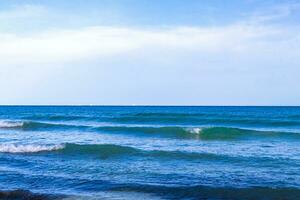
[0,105,299,107]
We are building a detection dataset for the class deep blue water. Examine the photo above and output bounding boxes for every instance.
[0,106,300,199]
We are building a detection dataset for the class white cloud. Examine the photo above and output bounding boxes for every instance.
[0,23,298,67]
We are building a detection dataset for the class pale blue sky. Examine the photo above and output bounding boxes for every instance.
[0,0,299,105]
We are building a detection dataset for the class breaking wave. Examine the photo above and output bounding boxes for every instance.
[0,143,230,162]
[0,143,65,153]
[0,120,24,128]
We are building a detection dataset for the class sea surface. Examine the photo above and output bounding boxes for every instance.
[0,106,299,199]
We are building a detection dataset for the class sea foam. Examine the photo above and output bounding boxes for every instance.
[0,120,24,128]
[185,127,202,134]
[0,143,64,153]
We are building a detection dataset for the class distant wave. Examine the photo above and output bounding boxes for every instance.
[126,112,300,120]
[127,112,209,117]
[96,126,300,140]
[1,119,300,141]
[18,112,300,126]
[0,120,88,131]
[109,115,300,126]
[25,114,89,121]
[0,143,64,153]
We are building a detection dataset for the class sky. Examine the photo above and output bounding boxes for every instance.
[0,0,299,105]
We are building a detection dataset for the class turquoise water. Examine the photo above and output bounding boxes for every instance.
[0,106,299,199]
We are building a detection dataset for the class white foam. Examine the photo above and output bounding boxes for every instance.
[0,120,24,128]
[0,143,65,153]
[186,127,202,134]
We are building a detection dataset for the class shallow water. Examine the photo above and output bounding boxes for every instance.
[0,106,299,199]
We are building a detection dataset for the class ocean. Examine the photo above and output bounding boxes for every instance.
[0,106,299,199]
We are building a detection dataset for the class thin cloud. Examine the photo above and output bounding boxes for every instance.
[247,2,300,23]
[0,4,47,20]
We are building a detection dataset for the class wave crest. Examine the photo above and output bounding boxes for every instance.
[185,127,202,134]
[1,143,222,161]
[0,143,65,153]
[1,119,299,141]
[0,120,24,128]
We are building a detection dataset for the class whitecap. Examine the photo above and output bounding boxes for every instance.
[0,120,24,128]
[185,127,202,134]
[0,143,65,153]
